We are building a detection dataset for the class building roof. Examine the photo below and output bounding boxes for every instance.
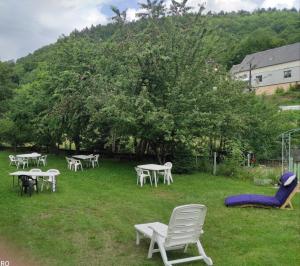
[231,42,300,74]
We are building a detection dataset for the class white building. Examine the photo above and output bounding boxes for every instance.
[230,42,300,95]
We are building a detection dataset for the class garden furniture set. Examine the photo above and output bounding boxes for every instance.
[136,162,173,187]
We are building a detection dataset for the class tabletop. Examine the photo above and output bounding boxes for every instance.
[10,171,60,177]
[73,155,94,160]
[16,153,41,158]
[138,164,169,171]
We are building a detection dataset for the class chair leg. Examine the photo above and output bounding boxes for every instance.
[156,239,170,266]
[196,240,213,265]
[147,237,156,258]
[136,231,140,245]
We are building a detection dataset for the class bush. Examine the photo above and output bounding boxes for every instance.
[172,143,196,174]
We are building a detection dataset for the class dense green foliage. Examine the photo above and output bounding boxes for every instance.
[0,152,299,265]
[0,2,299,169]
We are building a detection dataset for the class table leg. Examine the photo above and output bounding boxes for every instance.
[154,171,157,187]
[53,176,56,192]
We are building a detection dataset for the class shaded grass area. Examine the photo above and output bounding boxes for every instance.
[0,151,299,266]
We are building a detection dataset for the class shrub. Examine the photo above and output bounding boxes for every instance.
[172,143,196,174]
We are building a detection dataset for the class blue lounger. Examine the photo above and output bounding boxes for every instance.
[225,172,299,209]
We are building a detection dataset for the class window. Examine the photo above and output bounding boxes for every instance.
[284,70,292,78]
[256,75,262,82]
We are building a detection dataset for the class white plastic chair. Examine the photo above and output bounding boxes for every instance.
[29,168,42,191]
[73,159,83,172]
[41,169,60,192]
[37,155,47,166]
[91,154,100,168]
[29,168,42,178]
[158,162,173,184]
[17,157,29,169]
[66,157,75,170]
[135,167,152,187]
[134,204,213,266]
[9,155,18,166]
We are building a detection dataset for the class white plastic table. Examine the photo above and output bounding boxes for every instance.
[16,153,41,159]
[16,153,41,165]
[137,164,171,187]
[10,171,60,192]
[72,155,94,168]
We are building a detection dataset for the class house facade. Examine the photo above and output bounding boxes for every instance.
[230,43,300,95]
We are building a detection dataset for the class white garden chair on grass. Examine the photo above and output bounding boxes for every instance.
[134,204,213,266]
[73,159,83,172]
[17,157,29,169]
[90,154,100,168]
[135,167,152,187]
[66,157,75,170]
[158,162,173,184]
[9,155,18,166]
[29,168,42,191]
[41,169,60,192]
[37,155,47,166]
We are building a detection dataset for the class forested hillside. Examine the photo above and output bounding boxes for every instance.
[16,8,300,71]
[0,4,299,170]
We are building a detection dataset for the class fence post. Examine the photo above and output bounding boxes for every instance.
[247,153,251,167]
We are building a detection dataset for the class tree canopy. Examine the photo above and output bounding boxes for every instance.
[0,3,298,170]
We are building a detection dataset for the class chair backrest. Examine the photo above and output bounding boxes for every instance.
[9,155,15,161]
[47,169,60,175]
[164,204,207,248]
[20,175,33,186]
[135,167,142,176]
[164,162,172,169]
[275,173,298,205]
[94,154,99,161]
[29,168,42,172]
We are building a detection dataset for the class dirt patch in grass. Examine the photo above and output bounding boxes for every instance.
[0,238,40,266]
[153,190,182,200]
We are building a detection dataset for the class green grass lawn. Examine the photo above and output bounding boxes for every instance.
[0,151,299,266]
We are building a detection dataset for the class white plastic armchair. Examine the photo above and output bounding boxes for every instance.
[135,167,152,187]
[91,154,100,168]
[73,159,83,172]
[158,162,173,184]
[134,204,213,266]
[29,168,42,179]
[66,157,75,170]
[41,169,60,192]
[17,157,29,169]
[29,168,42,191]
[9,155,18,166]
[37,155,47,166]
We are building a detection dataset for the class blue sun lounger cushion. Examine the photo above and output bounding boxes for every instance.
[225,172,298,208]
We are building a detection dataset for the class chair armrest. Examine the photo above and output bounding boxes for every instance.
[142,170,151,176]
[149,226,166,238]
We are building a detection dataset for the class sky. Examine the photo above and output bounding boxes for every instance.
[0,0,299,61]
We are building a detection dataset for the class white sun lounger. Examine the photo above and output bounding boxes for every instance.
[134,204,213,266]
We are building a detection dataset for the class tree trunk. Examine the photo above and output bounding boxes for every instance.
[74,136,81,153]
